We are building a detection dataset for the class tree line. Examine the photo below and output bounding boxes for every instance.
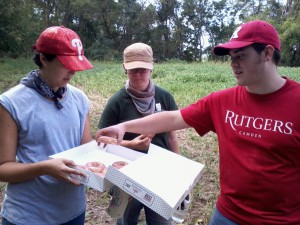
[1,0,299,66]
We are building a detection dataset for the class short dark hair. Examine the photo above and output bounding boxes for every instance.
[251,43,281,65]
[33,53,56,68]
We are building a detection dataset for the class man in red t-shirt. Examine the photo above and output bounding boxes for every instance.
[95,20,300,225]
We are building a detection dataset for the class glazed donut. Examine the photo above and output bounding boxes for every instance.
[112,161,128,169]
[97,136,118,145]
[86,161,103,167]
[87,166,103,173]
[85,161,106,173]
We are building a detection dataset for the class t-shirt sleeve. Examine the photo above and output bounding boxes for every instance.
[180,94,215,136]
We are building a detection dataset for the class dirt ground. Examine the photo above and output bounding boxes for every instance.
[0,93,219,225]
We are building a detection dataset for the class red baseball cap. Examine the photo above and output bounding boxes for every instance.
[213,20,281,56]
[33,26,93,71]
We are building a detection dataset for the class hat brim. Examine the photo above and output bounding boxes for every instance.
[57,55,93,71]
[213,41,254,56]
[124,61,153,70]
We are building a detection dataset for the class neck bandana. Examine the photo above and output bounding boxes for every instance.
[125,79,155,116]
[20,70,66,109]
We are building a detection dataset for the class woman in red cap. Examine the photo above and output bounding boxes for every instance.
[0,26,93,225]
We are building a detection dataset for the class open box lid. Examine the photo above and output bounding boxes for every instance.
[50,141,145,165]
[105,143,205,219]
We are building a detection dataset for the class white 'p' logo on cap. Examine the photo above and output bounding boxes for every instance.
[230,26,242,40]
[72,39,83,60]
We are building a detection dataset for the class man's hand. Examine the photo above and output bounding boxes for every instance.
[95,124,126,145]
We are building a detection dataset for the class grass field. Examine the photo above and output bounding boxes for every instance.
[0,58,299,224]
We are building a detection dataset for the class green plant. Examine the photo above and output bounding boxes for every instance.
[0,59,299,225]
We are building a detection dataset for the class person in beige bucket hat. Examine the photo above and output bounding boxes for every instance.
[98,42,180,225]
[123,42,154,70]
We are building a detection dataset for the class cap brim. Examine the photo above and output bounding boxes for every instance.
[57,55,93,71]
[124,61,153,70]
[213,41,254,56]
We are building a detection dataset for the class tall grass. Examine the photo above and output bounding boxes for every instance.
[0,58,299,224]
[72,60,236,112]
[2,58,299,106]
[72,60,300,108]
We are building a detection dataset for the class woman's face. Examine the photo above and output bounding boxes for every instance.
[40,56,76,91]
[126,68,151,91]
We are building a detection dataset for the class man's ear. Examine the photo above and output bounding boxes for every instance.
[264,45,275,61]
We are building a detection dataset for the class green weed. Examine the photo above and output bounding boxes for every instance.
[0,59,299,225]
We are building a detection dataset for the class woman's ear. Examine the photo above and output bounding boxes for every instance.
[39,53,48,67]
[122,64,127,74]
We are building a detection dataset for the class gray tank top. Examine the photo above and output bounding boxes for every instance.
[0,83,89,224]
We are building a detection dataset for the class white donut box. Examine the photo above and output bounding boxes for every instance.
[50,140,205,220]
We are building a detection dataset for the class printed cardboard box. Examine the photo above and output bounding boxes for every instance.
[50,141,205,219]
[105,143,204,219]
[49,141,145,192]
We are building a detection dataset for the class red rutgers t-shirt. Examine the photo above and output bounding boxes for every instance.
[180,78,300,225]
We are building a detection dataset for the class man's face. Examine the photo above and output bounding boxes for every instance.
[229,46,266,88]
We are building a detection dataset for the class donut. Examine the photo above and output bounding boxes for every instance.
[86,161,103,167]
[112,161,128,169]
[87,166,103,173]
[97,136,118,145]
[85,161,106,173]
